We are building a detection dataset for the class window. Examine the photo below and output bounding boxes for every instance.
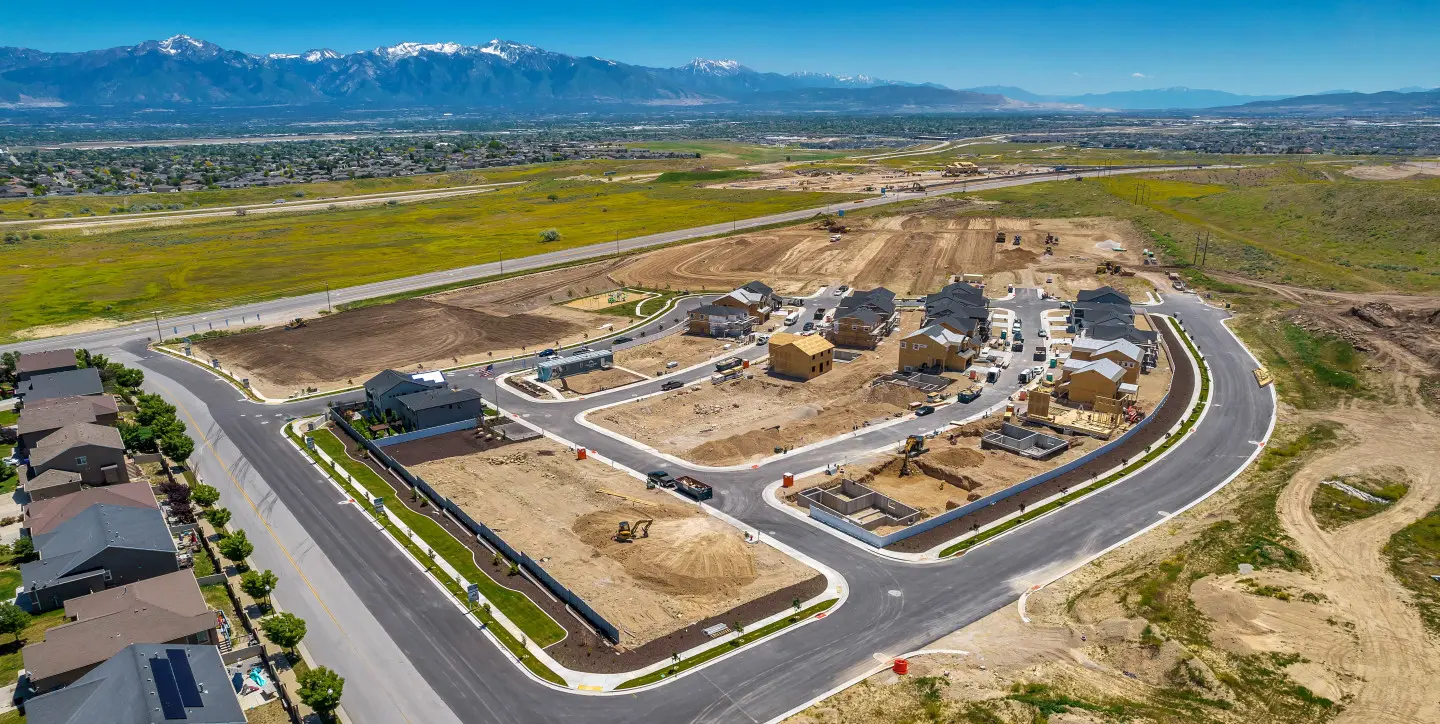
[102,569,113,582]
[75,455,88,468]
[899,342,908,349]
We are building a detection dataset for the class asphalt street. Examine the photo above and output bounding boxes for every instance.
[0,169,1271,723]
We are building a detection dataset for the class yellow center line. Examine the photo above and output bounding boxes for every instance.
[160,380,417,724]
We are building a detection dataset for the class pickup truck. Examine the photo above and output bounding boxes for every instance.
[661,380,685,391]
[646,471,675,489]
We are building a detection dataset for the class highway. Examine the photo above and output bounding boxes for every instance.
[2,170,1271,723]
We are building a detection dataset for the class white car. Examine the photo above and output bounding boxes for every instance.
[1011,321,1022,331]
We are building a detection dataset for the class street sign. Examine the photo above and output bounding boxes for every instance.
[373,497,384,515]
[303,436,314,450]
[467,583,480,603]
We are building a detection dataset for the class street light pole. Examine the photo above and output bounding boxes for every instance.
[152,311,162,342]
[324,282,332,313]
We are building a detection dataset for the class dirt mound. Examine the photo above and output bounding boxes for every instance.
[926,447,985,468]
[864,383,927,407]
[572,513,758,597]
[1351,302,1401,329]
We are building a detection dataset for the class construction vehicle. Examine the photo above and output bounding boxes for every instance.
[995,231,1007,244]
[715,357,743,372]
[614,519,653,542]
[673,475,713,502]
[284,318,307,330]
[957,386,982,403]
[1012,234,1022,246]
[898,435,926,477]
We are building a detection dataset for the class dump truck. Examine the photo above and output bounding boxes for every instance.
[1034,346,1047,361]
[957,386,982,403]
[715,357,743,372]
[673,475,713,502]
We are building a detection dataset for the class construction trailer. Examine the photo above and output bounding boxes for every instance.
[535,349,614,382]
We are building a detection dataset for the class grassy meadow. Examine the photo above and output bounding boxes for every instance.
[0,179,857,339]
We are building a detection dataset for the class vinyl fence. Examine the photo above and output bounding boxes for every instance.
[373,418,477,447]
[328,407,621,642]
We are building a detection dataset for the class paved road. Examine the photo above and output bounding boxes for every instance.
[2,170,1269,723]
[2,164,1195,358]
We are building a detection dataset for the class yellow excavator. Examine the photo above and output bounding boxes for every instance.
[615,519,653,543]
[898,435,926,477]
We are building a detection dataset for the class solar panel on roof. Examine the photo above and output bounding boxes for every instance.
[167,648,204,708]
[150,656,188,720]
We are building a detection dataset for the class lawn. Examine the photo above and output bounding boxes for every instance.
[0,409,16,426]
[306,429,565,647]
[0,568,69,686]
[201,582,241,625]
[1385,502,1440,637]
[0,180,858,339]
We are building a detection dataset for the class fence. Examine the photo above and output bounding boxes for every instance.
[328,407,622,642]
[372,419,477,447]
[807,332,1181,549]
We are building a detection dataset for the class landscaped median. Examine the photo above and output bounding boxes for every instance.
[283,422,569,685]
[940,316,1212,558]
[614,598,839,690]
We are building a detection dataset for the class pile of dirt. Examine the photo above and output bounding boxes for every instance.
[926,447,985,468]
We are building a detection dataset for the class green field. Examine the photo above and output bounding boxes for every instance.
[625,140,869,165]
[1385,502,1440,636]
[0,180,858,339]
[964,167,1440,292]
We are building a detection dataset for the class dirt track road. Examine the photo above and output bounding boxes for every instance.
[1277,405,1440,723]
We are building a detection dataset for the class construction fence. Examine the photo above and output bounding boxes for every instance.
[328,406,622,642]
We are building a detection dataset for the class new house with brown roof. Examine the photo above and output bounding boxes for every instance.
[21,571,219,693]
[769,333,834,380]
[25,422,129,488]
[898,324,976,373]
[17,396,119,453]
[829,287,898,349]
[15,349,78,383]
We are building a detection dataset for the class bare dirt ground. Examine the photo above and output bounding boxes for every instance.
[563,288,649,311]
[593,313,926,466]
[1342,161,1440,181]
[197,260,630,397]
[613,332,738,376]
[614,213,1144,298]
[788,368,1440,724]
[705,169,928,194]
[556,367,647,396]
[407,438,813,647]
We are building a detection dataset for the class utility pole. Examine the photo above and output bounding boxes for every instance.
[324,282,332,313]
[1200,231,1211,268]
[1193,233,1201,266]
[615,229,620,257]
[152,311,163,342]
[498,249,504,275]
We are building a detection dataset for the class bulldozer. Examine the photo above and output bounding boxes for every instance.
[898,435,926,477]
[284,317,307,330]
[614,519,653,543]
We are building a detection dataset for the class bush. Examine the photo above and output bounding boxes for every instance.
[205,507,232,529]
[538,228,560,242]
[11,537,34,561]
[191,483,220,507]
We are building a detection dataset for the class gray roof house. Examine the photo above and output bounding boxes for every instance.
[926,282,986,309]
[394,387,484,432]
[22,644,244,724]
[17,397,118,453]
[1076,286,1131,306]
[16,368,104,402]
[364,369,443,422]
[26,422,129,488]
[21,504,178,612]
[15,349,78,383]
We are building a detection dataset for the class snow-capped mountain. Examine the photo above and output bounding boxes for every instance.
[0,35,977,110]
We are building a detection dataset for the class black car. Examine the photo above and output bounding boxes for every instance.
[662,380,684,391]
[914,405,935,416]
[802,322,815,332]
[612,336,634,345]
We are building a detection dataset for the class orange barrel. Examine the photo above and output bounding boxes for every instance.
[893,658,909,675]
[782,472,795,488]
[742,359,750,369]
[1019,390,1028,401]
[576,448,588,460]
[969,370,978,380]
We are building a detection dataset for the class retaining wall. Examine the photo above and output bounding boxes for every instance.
[372,418,478,447]
[328,407,621,642]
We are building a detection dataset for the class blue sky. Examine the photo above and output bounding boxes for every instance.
[6,0,1438,95]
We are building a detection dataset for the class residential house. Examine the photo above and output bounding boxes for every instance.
[686,303,754,338]
[1076,286,1131,306]
[1068,287,1135,332]
[739,280,782,310]
[393,387,484,431]
[1059,358,1137,404]
[20,505,179,612]
[15,368,104,402]
[21,644,245,724]
[712,281,776,322]
[20,471,86,502]
[25,423,129,487]
[769,333,834,380]
[926,281,986,310]
[1087,319,1158,349]
[923,297,992,340]
[1068,337,1143,384]
[16,396,119,454]
[21,571,219,693]
[23,482,159,537]
[15,349,78,383]
[830,287,898,349]
[364,369,443,422]
[898,324,974,373]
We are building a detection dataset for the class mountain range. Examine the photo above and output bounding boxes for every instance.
[0,35,1434,114]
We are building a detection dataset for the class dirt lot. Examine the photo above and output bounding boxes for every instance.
[705,168,930,194]
[564,288,650,311]
[594,314,927,466]
[782,424,1096,518]
[614,213,1145,298]
[197,260,629,397]
[1343,161,1440,181]
[407,438,814,647]
[555,367,647,396]
[613,332,740,376]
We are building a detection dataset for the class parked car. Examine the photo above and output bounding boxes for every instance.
[914,405,935,417]
[662,380,684,391]
[802,322,815,332]
[612,336,633,345]
[538,348,557,358]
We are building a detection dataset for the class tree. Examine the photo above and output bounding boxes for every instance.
[113,366,144,389]
[240,569,279,611]
[190,483,220,507]
[538,228,560,242]
[117,421,157,453]
[218,529,254,567]
[296,665,344,721]
[0,602,30,642]
[11,537,35,562]
[160,433,195,464]
[546,193,559,202]
[260,612,307,654]
[205,507,232,530]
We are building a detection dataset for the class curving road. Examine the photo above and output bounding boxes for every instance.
[2,171,1271,724]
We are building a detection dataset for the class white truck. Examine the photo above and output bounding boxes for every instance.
[784,311,800,326]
